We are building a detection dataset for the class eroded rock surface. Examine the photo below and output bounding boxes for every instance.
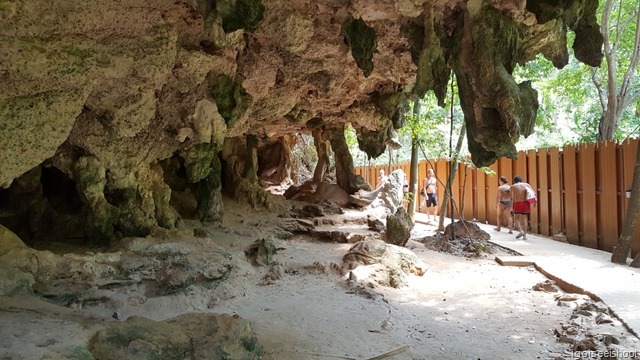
[343,239,426,288]
[90,313,262,359]
[0,0,603,241]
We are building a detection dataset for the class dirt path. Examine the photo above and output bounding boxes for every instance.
[1,203,638,360]
[212,233,575,360]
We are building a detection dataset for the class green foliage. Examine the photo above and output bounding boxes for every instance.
[291,134,318,174]
[348,77,467,166]
[514,51,602,147]
[345,125,359,149]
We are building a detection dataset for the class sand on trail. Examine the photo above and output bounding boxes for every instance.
[1,201,637,360]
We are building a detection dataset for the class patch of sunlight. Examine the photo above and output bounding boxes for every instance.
[415,299,441,307]
[335,244,353,251]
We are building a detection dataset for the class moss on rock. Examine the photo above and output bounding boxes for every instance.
[526,0,602,67]
[216,0,265,33]
[357,127,388,159]
[210,74,251,129]
[376,92,410,129]
[195,154,223,222]
[343,18,377,77]
[453,4,539,166]
[181,143,223,222]
[74,156,121,243]
[400,13,450,105]
[184,143,218,184]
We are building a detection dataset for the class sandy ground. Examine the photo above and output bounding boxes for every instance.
[214,235,576,360]
[1,200,638,360]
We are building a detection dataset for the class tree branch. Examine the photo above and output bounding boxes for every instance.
[602,0,619,115]
[591,68,607,112]
[618,4,640,117]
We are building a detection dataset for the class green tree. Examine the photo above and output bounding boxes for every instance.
[594,0,640,141]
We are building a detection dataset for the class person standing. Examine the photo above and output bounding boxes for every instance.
[377,169,388,188]
[495,176,513,234]
[510,176,535,240]
[420,168,438,223]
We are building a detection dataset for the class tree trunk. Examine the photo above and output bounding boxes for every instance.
[408,138,419,220]
[312,128,330,183]
[596,1,640,141]
[407,100,421,220]
[459,165,468,220]
[611,140,640,264]
[597,111,617,141]
[631,250,640,268]
[437,125,466,231]
[330,125,365,194]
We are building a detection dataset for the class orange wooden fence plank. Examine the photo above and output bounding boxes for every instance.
[477,167,487,223]
[419,160,427,184]
[598,142,618,251]
[461,164,474,220]
[469,168,480,219]
[538,148,550,236]
[622,139,640,258]
[527,149,539,234]
[499,157,513,189]
[580,143,598,249]
[514,151,527,180]
[598,141,619,252]
[562,146,580,245]
[549,147,563,236]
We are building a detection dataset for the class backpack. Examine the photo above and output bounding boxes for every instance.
[525,184,537,204]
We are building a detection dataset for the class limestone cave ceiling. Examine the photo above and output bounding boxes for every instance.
[0,0,603,186]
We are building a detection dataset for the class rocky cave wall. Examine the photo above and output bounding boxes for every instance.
[0,0,602,243]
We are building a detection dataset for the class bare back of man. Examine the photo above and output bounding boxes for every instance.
[510,177,532,240]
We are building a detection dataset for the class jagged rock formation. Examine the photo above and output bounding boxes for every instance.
[349,169,406,213]
[343,239,426,288]
[90,313,263,359]
[0,0,602,242]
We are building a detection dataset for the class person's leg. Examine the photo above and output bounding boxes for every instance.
[495,206,502,231]
[507,211,513,234]
[514,213,525,238]
[432,194,438,222]
[522,214,528,240]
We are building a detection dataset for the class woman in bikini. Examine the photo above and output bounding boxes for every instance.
[495,176,513,233]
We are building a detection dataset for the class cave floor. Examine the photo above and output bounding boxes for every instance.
[1,201,639,360]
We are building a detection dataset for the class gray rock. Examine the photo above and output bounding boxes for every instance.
[90,313,262,359]
[385,207,413,247]
[343,239,426,288]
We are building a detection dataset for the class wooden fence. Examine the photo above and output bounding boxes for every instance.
[354,139,640,258]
